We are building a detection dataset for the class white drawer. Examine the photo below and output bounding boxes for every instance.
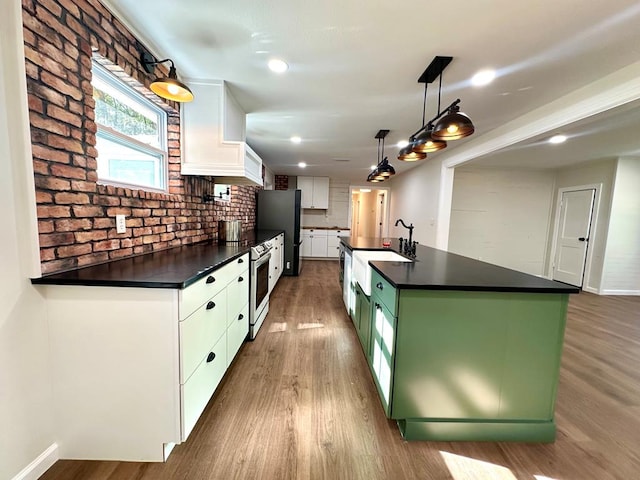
[180,289,227,383]
[181,333,227,441]
[227,302,249,367]
[303,228,328,236]
[331,229,350,237]
[226,269,249,327]
[179,253,249,320]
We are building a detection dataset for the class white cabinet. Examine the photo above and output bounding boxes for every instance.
[181,80,263,186]
[302,229,349,258]
[302,228,328,257]
[301,230,312,257]
[327,229,350,258]
[269,233,284,293]
[297,176,329,209]
[40,253,249,462]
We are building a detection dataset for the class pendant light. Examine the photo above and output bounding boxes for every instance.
[399,56,475,160]
[432,104,475,140]
[367,129,395,182]
[140,52,194,103]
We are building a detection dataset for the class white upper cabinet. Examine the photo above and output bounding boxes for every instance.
[181,80,263,186]
[297,176,329,209]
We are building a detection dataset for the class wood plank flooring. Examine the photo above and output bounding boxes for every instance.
[40,261,640,480]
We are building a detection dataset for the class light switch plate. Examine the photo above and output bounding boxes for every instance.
[116,214,126,234]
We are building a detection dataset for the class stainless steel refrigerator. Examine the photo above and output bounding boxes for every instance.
[256,189,302,276]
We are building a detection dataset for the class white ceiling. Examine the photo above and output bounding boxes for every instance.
[103,0,640,181]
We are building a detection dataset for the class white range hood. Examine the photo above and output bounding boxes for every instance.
[181,80,263,186]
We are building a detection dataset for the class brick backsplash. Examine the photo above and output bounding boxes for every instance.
[22,0,258,275]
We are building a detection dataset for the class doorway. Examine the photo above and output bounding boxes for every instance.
[551,187,597,287]
[349,186,390,238]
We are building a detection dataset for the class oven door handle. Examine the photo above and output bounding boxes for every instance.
[255,252,271,268]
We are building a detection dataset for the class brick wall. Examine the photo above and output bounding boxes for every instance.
[22,0,258,275]
[275,175,289,190]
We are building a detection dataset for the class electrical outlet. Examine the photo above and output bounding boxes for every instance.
[116,214,126,234]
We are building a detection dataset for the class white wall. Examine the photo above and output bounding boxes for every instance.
[301,178,350,228]
[601,157,640,294]
[448,168,556,275]
[552,159,616,292]
[388,159,444,247]
[0,0,57,478]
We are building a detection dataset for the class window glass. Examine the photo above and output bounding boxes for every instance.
[92,61,167,190]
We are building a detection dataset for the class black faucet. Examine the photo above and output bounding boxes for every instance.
[395,219,416,257]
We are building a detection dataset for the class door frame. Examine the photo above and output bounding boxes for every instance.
[348,185,391,238]
[547,183,602,292]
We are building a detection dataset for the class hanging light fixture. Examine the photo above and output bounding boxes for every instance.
[140,52,194,102]
[399,56,474,160]
[411,75,447,154]
[367,129,395,183]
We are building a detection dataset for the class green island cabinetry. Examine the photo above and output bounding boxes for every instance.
[350,282,372,358]
[368,268,570,442]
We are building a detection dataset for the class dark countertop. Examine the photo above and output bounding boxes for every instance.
[302,226,350,230]
[31,229,284,289]
[341,237,579,294]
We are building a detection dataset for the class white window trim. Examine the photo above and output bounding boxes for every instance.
[92,60,169,192]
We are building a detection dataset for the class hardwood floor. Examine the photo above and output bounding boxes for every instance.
[40,261,640,480]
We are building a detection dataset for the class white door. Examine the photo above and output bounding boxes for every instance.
[553,189,595,287]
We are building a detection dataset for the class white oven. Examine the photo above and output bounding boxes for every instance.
[249,240,273,339]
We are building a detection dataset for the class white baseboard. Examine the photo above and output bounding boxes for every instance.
[11,443,59,480]
[599,289,640,296]
[583,286,600,295]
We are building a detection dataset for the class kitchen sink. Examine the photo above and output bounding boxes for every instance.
[352,250,412,296]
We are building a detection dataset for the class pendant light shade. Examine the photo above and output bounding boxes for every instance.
[398,142,427,162]
[377,157,396,177]
[141,52,194,103]
[432,105,475,140]
[412,126,447,153]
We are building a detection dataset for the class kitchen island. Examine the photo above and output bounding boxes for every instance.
[340,237,579,442]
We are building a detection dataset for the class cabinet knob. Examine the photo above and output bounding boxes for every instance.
[206,276,215,284]
[206,301,216,310]
[238,258,244,264]
[238,276,244,282]
[238,313,244,321]
[375,303,382,311]
[206,352,216,363]
[376,282,383,290]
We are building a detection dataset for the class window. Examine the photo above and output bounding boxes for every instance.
[92,61,168,190]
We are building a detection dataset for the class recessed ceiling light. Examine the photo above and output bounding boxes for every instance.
[290,136,302,144]
[298,162,306,168]
[268,58,288,73]
[397,140,409,148]
[549,134,567,144]
[471,69,496,87]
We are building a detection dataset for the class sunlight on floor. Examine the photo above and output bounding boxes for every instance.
[440,451,518,479]
[297,322,324,330]
[268,322,287,332]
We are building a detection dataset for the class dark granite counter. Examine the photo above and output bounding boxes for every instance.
[341,236,579,294]
[31,229,283,289]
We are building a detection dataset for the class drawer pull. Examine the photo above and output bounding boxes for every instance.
[238,313,244,321]
[238,258,244,263]
[206,276,215,284]
[206,352,216,363]
[376,282,383,290]
[206,301,216,310]
[238,276,244,282]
